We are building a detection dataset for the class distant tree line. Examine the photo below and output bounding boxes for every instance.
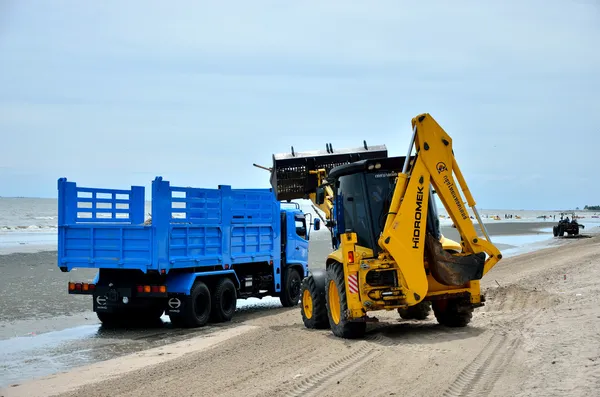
[584,205,600,210]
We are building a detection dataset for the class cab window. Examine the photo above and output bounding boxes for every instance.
[295,215,307,239]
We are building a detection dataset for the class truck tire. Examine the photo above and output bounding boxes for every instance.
[325,263,366,339]
[280,267,302,307]
[553,226,558,237]
[210,277,237,323]
[171,280,212,328]
[300,270,329,329]
[432,298,473,327]
[398,301,431,320]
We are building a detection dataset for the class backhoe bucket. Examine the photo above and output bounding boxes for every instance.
[270,142,387,201]
[425,234,486,286]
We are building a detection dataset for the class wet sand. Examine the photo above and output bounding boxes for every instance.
[0,220,594,390]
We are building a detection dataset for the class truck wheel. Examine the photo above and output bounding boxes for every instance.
[280,267,302,307]
[325,263,366,339]
[553,226,558,237]
[300,270,329,329]
[432,299,473,327]
[398,301,431,320]
[210,277,237,323]
[172,280,211,328]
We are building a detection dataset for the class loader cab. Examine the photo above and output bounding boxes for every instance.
[323,156,441,254]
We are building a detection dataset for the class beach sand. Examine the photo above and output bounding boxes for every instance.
[1,222,599,396]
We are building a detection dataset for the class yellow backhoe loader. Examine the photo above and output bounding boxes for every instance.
[260,113,502,338]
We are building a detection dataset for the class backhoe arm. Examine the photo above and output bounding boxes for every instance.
[379,113,502,305]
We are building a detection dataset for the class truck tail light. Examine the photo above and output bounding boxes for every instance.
[159,286,167,293]
[68,282,75,291]
[144,285,151,293]
[137,285,143,293]
[347,251,355,263]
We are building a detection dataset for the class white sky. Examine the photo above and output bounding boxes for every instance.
[0,0,598,210]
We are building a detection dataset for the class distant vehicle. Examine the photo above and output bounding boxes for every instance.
[57,176,315,328]
[553,212,584,237]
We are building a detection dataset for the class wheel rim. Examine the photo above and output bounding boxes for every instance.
[302,289,313,319]
[328,280,341,325]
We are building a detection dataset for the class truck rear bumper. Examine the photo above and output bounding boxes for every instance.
[68,282,168,313]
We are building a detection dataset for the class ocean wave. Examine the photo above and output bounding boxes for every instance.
[0,225,58,232]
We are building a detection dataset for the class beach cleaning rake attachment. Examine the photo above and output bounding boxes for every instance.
[264,141,388,201]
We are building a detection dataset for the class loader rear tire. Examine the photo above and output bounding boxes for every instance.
[398,301,431,320]
[300,270,329,329]
[432,299,472,327]
[325,263,366,339]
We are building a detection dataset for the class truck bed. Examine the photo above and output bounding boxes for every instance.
[58,177,280,273]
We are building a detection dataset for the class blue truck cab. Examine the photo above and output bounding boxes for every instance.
[57,176,314,328]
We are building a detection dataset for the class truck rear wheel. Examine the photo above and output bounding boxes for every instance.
[171,280,211,328]
[553,226,558,237]
[210,277,237,323]
[325,263,366,339]
[300,270,329,329]
[280,267,302,307]
[432,298,473,327]
[398,301,431,320]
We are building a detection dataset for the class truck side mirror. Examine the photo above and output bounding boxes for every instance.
[313,218,321,231]
[315,187,325,205]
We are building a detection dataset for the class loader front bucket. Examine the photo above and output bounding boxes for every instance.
[270,142,388,201]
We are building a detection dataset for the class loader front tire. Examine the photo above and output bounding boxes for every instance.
[325,263,366,339]
[398,301,431,320]
[432,298,473,327]
[300,270,329,329]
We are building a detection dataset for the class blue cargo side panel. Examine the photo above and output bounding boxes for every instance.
[60,225,152,271]
[170,187,222,224]
[230,225,275,263]
[168,226,223,268]
[230,190,275,224]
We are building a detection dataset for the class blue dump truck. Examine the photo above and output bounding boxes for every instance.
[57,176,315,328]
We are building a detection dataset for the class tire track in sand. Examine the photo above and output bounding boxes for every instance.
[441,334,519,397]
[283,341,380,397]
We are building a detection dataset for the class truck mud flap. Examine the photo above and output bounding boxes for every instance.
[165,294,187,316]
[425,234,485,286]
[270,142,387,201]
